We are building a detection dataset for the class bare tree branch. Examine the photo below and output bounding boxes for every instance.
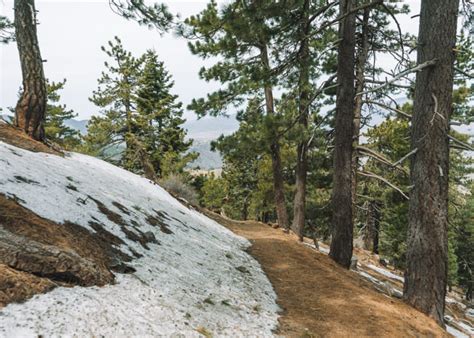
[356,59,438,96]
[364,100,411,119]
[448,135,474,151]
[358,170,410,200]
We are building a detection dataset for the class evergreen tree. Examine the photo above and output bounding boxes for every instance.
[135,50,195,178]
[86,38,193,179]
[44,79,81,149]
[404,0,460,325]
[14,0,47,140]
[183,0,291,229]
[0,16,14,44]
[88,37,143,170]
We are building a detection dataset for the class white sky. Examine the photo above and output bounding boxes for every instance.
[0,0,421,121]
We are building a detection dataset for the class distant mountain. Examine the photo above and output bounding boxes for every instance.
[184,114,239,141]
[64,119,88,135]
[188,140,222,170]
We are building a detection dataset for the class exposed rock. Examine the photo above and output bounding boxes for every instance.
[0,227,113,286]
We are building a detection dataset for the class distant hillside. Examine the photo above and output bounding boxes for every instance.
[188,140,222,170]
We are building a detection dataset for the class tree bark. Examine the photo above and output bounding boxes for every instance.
[329,0,356,269]
[351,8,370,212]
[261,44,289,230]
[363,200,380,254]
[14,0,46,141]
[403,0,459,327]
[292,0,311,241]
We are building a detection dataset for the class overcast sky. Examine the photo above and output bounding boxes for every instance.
[1,0,422,121]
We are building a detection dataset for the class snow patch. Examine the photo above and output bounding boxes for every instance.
[366,264,404,283]
[0,142,279,336]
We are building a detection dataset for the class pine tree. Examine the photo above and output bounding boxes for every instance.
[86,39,193,179]
[404,0,460,325]
[14,0,47,140]
[0,16,14,43]
[328,0,357,269]
[44,79,81,149]
[135,50,195,178]
[88,36,143,170]
[183,0,291,229]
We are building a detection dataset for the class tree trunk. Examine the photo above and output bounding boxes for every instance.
[14,0,46,141]
[292,0,311,242]
[372,201,380,254]
[403,0,459,327]
[329,0,356,269]
[363,200,380,254]
[261,45,289,230]
[351,8,370,212]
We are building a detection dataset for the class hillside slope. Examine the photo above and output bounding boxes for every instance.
[0,123,278,336]
[206,212,472,338]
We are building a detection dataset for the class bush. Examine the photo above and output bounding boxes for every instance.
[160,174,199,206]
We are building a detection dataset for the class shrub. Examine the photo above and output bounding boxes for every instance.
[160,174,199,206]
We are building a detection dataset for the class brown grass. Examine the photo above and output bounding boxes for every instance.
[0,264,56,307]
[205,211,449,338]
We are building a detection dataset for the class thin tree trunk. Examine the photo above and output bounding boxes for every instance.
[329,0,356,269]
[292,0,311,241]
[351,8,370,212]
[260,45,289,231]
[403,0,459,327]
[363,200,380,254]
[14,0,46,141]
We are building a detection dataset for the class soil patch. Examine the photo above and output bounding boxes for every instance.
[205,211,448,338]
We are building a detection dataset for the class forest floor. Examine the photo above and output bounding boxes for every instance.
[205,211,450,338]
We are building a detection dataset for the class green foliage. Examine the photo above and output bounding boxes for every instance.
[0,16,14,44]
[109,0,173,31]
[85,37,193,178]
[44,79,81,150]
[453,183,474,299]
[201,175,227,212]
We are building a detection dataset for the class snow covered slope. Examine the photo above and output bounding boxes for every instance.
[0,141,279,337]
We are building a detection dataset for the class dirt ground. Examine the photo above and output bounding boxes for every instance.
[205,211,449,338]
[0,121,62,155]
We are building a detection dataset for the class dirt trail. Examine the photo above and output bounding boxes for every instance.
[205,211,449,338]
